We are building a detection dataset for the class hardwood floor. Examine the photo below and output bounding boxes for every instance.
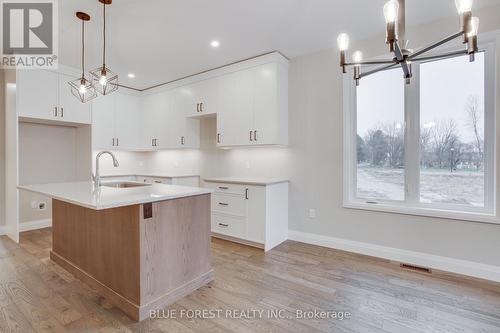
[1,228,500,332]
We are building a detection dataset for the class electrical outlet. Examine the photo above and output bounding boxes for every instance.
[31,201,38,209]
[308,209,316,219]
[38,202,47,211]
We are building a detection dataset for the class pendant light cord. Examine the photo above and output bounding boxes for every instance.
[81,19,85,78]
[103,2,106,68]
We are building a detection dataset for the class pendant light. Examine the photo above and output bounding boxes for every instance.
[69,12,97,103]
[90,0,118,95]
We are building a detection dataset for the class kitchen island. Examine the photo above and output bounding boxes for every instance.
[18,181,214,321]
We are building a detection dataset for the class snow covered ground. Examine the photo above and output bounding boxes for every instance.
[357,166,484,207]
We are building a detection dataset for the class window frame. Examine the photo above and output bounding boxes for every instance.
[343,40,497,224]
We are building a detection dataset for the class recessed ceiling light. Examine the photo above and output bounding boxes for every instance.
[128,73,135,78]
[210,40,220,48]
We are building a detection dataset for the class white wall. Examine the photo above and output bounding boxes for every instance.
[0,70,5,227]
[19,123,91,224]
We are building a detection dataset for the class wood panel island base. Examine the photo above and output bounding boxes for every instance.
[18,182,214,321]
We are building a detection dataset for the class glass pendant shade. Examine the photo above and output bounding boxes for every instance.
[68,12,97,103]
[91,0,118,96]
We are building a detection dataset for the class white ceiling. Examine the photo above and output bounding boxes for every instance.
[58,0,500,89]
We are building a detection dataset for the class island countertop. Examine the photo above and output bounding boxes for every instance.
[18,181,213,210]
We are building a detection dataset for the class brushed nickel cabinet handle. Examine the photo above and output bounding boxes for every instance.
[218,202,229,206]
[218,186,229,190]
[60,107,64,117]
[116,138,119,146]
[245,188,249,200]
[217,133,221,143]
[112,138,115,146]
[218,223,229,228]
[200,102,203,112]
[254,130,257,141]
[54,107,58,117]
[181,136,185,145]
[196,103,200,112]
[249,131,253,141]
[152,139,154,147]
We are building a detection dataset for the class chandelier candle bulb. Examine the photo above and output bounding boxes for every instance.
[384,0,399,52]
[337,33,349,73]
[352,51,362,85]
[467,17,479,62]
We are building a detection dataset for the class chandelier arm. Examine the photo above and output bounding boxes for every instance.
[359,63,399,79]
[408,31,465,60]
[345,59,397,66]
[410,50,470,63]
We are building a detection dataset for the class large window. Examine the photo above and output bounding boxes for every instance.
[345,47,495,221]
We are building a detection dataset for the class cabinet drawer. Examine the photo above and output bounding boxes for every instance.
[211,194,247,217]
[205,182,248,196]
[211,214,246,238]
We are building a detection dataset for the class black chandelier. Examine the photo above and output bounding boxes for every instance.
[338,0,479,85]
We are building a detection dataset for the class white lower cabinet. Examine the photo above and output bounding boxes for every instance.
[205,180,289,251]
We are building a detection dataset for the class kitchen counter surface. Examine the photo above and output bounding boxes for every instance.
[101,173,200,179]
[18,181,212,210]
[203,177,290,186]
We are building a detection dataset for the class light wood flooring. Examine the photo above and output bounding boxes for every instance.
[0,228,500,332]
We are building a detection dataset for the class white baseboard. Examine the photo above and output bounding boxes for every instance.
[288,230,500,283]
[19,219,52,232]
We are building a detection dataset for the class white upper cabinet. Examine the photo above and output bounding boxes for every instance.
[92,94,115,149]
[251,63,288,146]
[141,92,169,149]
[92,92,142,150]
[90,52,287,150]
[115,94,142,150]
[184,79,219,118]
[17,70,92,125]
[216,69,254,146]
[169,89,200,149]
[216,61,288,147]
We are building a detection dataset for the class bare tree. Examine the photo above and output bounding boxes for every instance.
[420,126,432,168]
[466,95,484,169]
[383,122,404,168]
[431,120,459,169]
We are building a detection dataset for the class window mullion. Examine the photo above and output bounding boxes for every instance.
[404,65,421,205]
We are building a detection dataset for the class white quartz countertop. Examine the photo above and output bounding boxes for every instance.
[101,173,200,179]
[18,181,213,210]
[203,177,290,186]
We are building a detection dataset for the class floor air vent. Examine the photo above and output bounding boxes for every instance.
[400,263,432,274]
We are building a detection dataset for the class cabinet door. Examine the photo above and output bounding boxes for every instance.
[58,74,92,124]
[92,94,116,149]
[142,92,169,149]
[252,63,278,145]
[246,185,266,243]
[115,94,141,149]
[17,69,59,121]
[217,69,254,146]
[188,79,219,117]
[168,89,200,149]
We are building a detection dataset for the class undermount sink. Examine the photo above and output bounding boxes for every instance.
[101,182,152,189]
